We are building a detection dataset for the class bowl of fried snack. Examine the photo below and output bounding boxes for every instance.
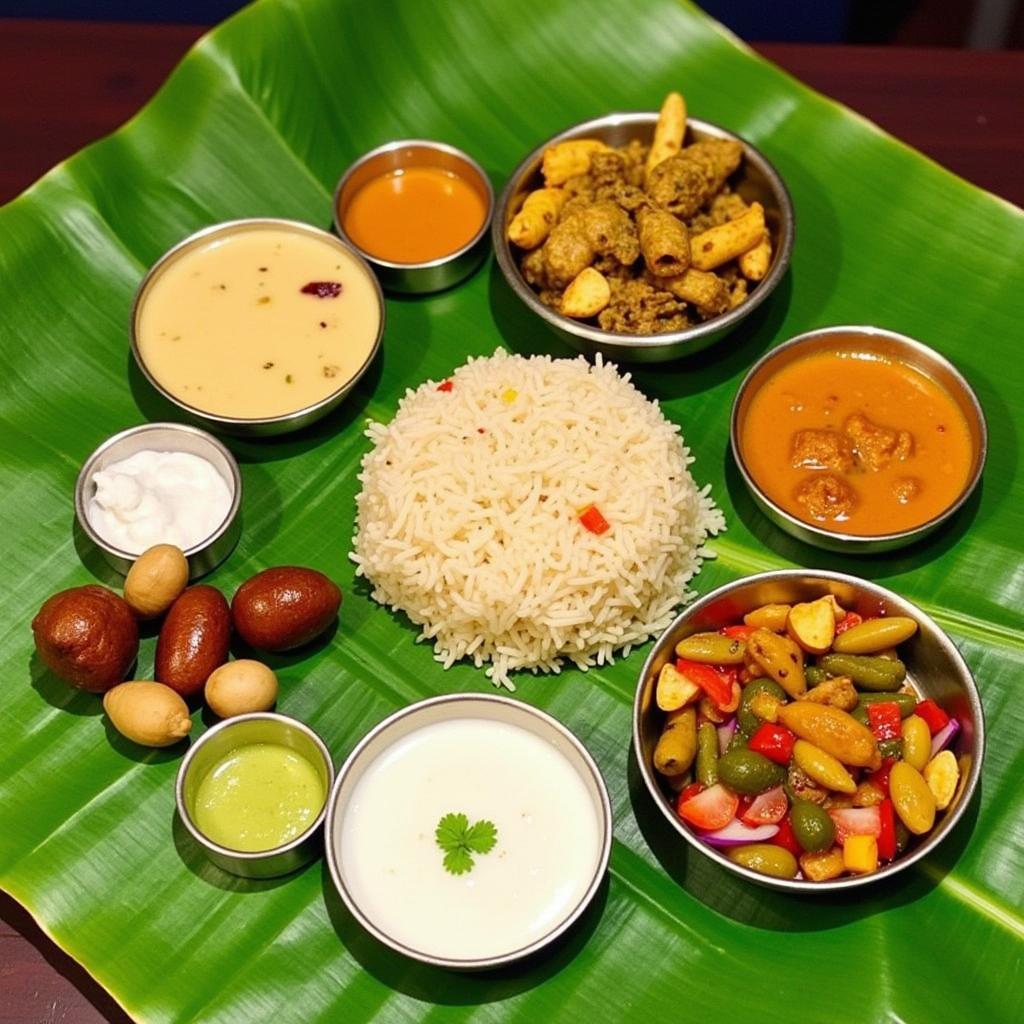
[493,92,794,362]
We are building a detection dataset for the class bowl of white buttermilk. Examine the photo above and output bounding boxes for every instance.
[325,693,612,970]
[74,422,241,578]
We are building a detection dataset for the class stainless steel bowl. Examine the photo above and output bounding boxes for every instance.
[493,113,794,363]
[74,421,241,579]
[731,325,988,552]
[130,218,385,437]
[175,712,335,879]
[633,569,984,893]
[324,693,613,970]
[334,140,494,294]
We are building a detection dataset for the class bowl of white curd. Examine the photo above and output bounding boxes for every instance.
[325,693,612,969]
[74,422,241,578]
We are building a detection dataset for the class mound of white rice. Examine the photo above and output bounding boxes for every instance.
[350,349,724,689]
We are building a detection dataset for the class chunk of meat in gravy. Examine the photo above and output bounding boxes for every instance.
[892,476,922,504]
[794,473,857,522]
[790,428,856,472]
[845,412,914,471]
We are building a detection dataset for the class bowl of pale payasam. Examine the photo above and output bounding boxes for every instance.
[731,326,986,552]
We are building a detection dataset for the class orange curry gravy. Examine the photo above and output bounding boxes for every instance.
[342,166,486,264]
[741,350,973,536]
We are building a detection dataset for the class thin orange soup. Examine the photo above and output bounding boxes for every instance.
[342,166,486,264]
[741,350,974,536]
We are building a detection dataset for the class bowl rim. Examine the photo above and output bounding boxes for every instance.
[73,420,242,563]
[729,324,989,547]
[492,111,795,351]
[174,711,336,862]
[332,138,495,271]
[632,568,985,893]
[129,217,385,430]
[323,691,614,970]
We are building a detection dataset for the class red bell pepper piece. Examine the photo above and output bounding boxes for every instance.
[436,379,454,392]
[715,665,741,686]
[578,504,611,535]
[878,799,897,862]
[867,702,902,742]
[915,699,950,736]
[676,658,733,710]
[748,722,796,765]
[868,759,895,797]
[835,611,863,635]
[771,816,803,857]
[722,624,755,641]
[675,783,704,812]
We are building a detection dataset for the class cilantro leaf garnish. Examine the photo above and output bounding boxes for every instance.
[435,812,499,875]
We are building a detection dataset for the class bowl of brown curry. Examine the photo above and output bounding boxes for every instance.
[493,99,794,363]
[730,325,987,552]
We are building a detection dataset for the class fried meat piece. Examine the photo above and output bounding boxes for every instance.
[580,200,639,265]
[520,246,549,289]
[616,139,649,188]
[686,190,750,232]
[790,428,857,472]
[798,675,859,711]
[597,278,690,335]
[845,413,914,471]
[561,175,596,205]
[645,139,743,218]
[596,182,650,213]
[637,206,690,277]
[794,473,858,522]
[541,213,595,288]
[589,150,628,189]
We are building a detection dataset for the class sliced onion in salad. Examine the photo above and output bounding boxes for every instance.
[700,819,780,847]
[716,718,736,755]
[930,717,960,758]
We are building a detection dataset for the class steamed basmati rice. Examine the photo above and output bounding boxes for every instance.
[351,349,724,688]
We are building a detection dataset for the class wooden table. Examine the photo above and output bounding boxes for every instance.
[1,17,1021,1024]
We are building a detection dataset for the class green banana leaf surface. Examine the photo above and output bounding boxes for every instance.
[2,0,1023,1020]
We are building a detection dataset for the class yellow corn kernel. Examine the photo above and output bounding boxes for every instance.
[843,834,879,874]
[501,388,518,404]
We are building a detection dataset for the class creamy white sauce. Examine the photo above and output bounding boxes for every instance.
[87,449,231,555]
[340,717,602,960]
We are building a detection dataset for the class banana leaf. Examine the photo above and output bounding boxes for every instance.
[1,0,1022,1020]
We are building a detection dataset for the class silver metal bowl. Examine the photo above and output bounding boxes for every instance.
[130,218,385,437]
[493,113,794,363]
[175,712,335,879]
[633,569,984,893]
[324,693,613,970]
[334,140,494,294]
[730,325,988,552]
[74,421,241,579]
